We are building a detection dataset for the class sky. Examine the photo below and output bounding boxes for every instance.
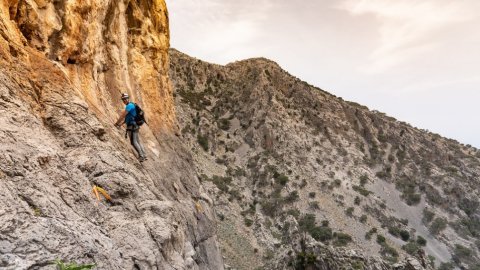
[166,0,480,148]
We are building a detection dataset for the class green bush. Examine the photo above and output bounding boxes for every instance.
[353,185,372,197]
[376,234,386,244]
[402,241,420,255]
[430,217,447,235]
[360,215,367,223]
[299,215,335,243]
[458,198,479,217]
[286,209,301,219]
[309,192,316,198]
[346,207,354,217]
[205,175,232,193]
[299,214,316,233]
[422,209,435,224]
[416,236,427,246]
[354,196,361,205]
[285,191,299,203]
[276,174,289,186]
[333,232,352,246]
[311,226,333,242]
[218,118,231,131]
[197,134,209,151]
[399,230,410,241]
[359,174,368,186]
[244,218,253,227]
[365,228,377,240]
[293,252,317,269]
[381,243,399,260]
[438,262,454,270]
[453,244,474,263]
[53,260,95,270]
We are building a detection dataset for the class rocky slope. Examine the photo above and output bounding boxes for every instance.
[0,1,222,269]
[170,49,480,270]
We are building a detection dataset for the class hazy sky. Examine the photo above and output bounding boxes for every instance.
[166,0,480,147]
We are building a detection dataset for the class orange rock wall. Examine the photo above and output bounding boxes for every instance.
[1,0,175,136]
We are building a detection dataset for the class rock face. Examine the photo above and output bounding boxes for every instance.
[6,0,175,133]
[170,49,480,269]
[0,1,222,269]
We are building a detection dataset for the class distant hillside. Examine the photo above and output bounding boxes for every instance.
[170,48,480,270]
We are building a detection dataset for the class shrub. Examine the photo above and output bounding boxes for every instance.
[197,134,209,151]
[333,179,342,187]
[309,192,316,198]
[438,263,454,270]
[311,226,333,242]
[359,174,368,186]
[360,215,368,223]
[381,243,399,260]
[388,227,401,237]
[399,230,410,241]
[458,198,479,217]
[423,209,435,224]
[456,217,480,237]
[376,234,386,244]
[299,214,316,233]
[365,228,377,240]
[402,241,420,255]
[276,174,289,186]
[244,218,253,227]
[395,176,421,205]
[309,201,320,210]
[207,175,232,193]
[286,209,301,219]
[285,191,299,203]
[293,252,317,269]
[218,118,230,131]
[333,232,352,246]
[353,185,372,197]
[354,196,361,205]
[53,260,95,270]
[453,244,474,263]
[430,217,447,235]
[346,207,354,217]
[416,236,427,246]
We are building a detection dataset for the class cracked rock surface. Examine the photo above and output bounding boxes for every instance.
[0,1,222,269]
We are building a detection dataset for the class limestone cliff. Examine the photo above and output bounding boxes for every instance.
[0,1,222,269]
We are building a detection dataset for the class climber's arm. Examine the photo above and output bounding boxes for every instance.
[114,110,128,127]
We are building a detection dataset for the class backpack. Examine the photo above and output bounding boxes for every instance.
[134,103,146,126]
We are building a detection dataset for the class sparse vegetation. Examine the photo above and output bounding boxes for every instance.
[244,218,253,227]
[423,208,435,224]
[218,118,231,131]
[353,185,372,197]
[346,207,354,217]
[429,217,447,235]
[438,262,455,270]
[402,241,421,255]
[53,260,95,270]
[197,134,209,151]
[333,232,352,246]
[395,176,421,206]
[360,215,367,223]
[416,236,427,246]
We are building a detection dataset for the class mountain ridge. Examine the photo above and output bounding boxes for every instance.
[170,48,480,269]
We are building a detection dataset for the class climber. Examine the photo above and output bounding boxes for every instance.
[114,93,148,162]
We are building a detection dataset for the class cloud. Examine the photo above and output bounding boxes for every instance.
[167,0,274,61]
[338,0,480,73]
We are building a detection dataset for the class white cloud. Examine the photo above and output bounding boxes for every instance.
[167,0,273,62]
[338,0,480,73]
